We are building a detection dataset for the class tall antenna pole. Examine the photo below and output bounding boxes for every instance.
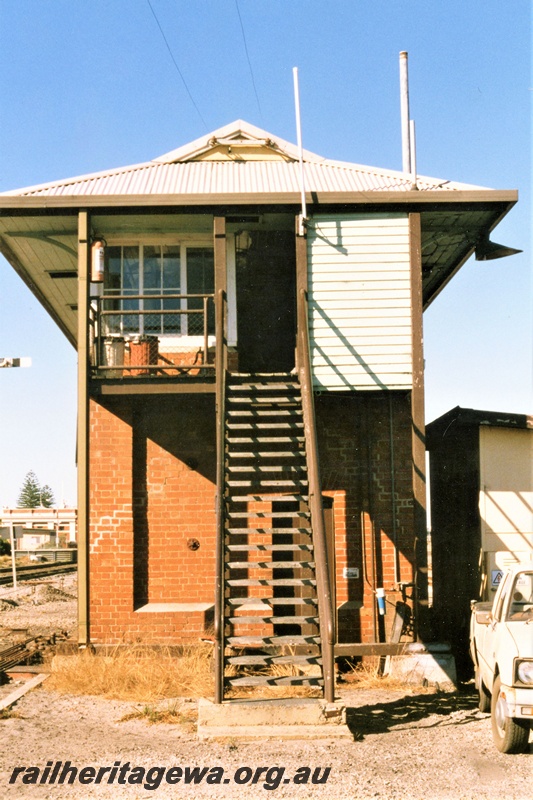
[293,67,307,235]
[399,51,411,175]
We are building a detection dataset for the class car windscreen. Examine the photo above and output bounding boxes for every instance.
[507,571,533,621]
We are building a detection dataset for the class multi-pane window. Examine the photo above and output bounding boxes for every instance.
[103,244,213,336]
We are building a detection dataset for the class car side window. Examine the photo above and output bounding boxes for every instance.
[493,574,510,622]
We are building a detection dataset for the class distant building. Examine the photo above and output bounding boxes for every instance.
[427,407,533,674]
[0,507,77,548]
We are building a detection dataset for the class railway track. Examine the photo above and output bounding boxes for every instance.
[0,562,76,586]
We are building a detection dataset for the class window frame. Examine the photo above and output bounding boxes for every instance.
[100,236,214,345]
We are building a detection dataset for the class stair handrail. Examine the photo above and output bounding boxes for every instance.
[214,288,227,704]
[297,287,335,703]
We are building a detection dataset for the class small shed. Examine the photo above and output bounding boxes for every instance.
[427,406,533,674]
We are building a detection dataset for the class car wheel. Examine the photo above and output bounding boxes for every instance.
[476,668,491,713]
[490,675,530,753]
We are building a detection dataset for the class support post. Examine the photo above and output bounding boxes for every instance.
[9,521,17,589]
[77,210,90,645]
[214,217,227,298]
[214,215,227,703]
[409,212,429,639]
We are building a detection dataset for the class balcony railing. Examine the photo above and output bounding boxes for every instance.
[89,293,215,377]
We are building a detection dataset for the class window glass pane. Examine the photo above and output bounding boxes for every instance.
[187,248,214,334]
[102,247,122,333]
[162,246,180,289]
[105,246,122,292]
[144,246,161,291]
[123,246,140,292]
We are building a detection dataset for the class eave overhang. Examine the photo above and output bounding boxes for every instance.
[0,189,518,348]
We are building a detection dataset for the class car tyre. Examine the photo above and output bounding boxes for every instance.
[476,667,491,713]
[490,675,530,754]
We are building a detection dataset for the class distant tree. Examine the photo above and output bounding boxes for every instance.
[40,484,55,508]
[17,471,42,508]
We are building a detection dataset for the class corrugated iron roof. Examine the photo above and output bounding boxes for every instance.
[0,120,489,199]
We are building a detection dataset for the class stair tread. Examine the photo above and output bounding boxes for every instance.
[227,511,309,518]
[227,451,304,459]
[227,635,320,646]
[228,383,300,392]
[227,436,305,444]
[227,465,306,473]
[228,615,319,624]
[227,561,315,569]
[227,422,304,430]
[226,655,322,666]
[227,596,318,606]
[227,578,316,587]
[230,494,308,502]
[228,409,302,417]
[225,676,323,687]
[226,527,312,534]
[227,396,300,404]
[227,479,308,486]
[226,544,313,552]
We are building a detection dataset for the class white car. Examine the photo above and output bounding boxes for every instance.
[470,564,533,754]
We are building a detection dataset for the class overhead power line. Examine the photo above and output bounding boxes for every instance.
[234,0,264,124]
[146,0,208,131]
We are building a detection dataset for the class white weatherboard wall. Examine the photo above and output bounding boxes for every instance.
[479,427,533,578]
[307,214,412,390]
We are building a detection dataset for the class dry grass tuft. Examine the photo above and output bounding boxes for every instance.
[119,701,196,728]
[341,659,428,691]
[48,644,214,702]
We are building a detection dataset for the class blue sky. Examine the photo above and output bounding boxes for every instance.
[0,0,530,507]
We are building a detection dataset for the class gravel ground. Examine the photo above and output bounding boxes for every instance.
[0,577,530,800]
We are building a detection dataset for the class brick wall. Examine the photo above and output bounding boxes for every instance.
[87,389,419,646]
[316,392,417,644]
[89,395,217,644]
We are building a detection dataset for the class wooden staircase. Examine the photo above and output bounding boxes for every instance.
[220,372,325,695]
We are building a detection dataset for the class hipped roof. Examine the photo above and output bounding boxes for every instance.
[0,120,519,347]
[1,120,493,200]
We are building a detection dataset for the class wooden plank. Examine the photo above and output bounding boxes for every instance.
[93,381,215,395]
[0,673,49,711]
[334,643,408,657]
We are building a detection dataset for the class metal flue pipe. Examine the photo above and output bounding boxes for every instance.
[399,51,411,175]
[293,67,307,235]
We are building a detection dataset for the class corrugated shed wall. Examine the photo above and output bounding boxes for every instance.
[307,213,412,391]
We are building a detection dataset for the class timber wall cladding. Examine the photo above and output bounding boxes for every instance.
[89,397,217,644]
[307,214,412,391]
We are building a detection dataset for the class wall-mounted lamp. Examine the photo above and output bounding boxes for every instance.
[91,237,107,282]
[475,235,522,261]
[235,230,253,252]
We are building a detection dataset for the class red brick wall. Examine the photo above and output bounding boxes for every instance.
[88,395,217,644]
[316,392,418,644]
[87,390,420,646]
